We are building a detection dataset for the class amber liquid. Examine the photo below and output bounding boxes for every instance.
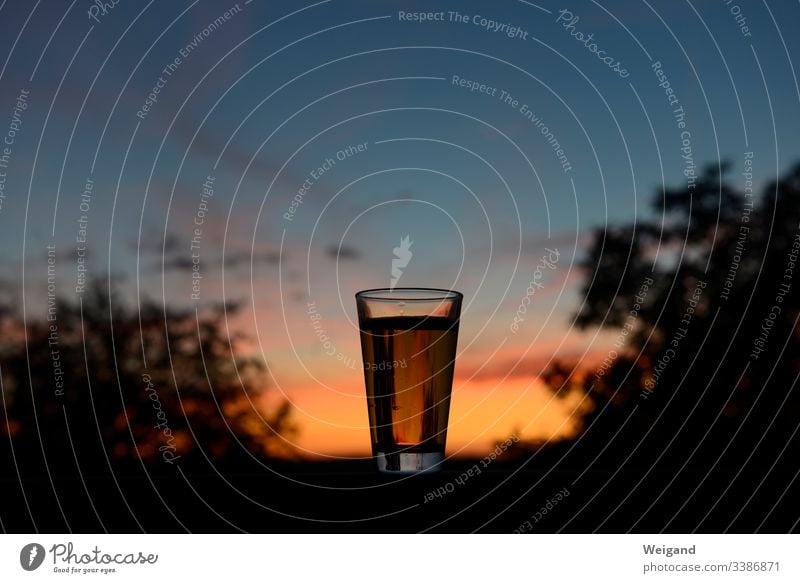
[359,316,458,463]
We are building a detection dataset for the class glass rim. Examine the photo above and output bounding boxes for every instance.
[355,287,462,302]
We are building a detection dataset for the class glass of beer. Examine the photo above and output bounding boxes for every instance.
[356,288,462,474]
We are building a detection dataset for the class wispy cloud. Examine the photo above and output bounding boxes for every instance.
[325,244,361,261]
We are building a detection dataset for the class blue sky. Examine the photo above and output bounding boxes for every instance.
[1,0,798,455]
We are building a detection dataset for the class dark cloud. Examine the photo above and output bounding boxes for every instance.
[163,256,194,272]
[130,232,181,255]
[162,249,282,272]
[225,250,282,268]
[326,244,361,261]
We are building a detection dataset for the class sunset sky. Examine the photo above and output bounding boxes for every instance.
[2,0,798,459]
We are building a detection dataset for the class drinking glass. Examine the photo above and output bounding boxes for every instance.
[356,288,462,473]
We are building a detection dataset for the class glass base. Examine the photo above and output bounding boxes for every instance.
[376,451,444,474]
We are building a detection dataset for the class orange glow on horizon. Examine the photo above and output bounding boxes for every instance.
[236,297,614,461]
[272,374,588,460]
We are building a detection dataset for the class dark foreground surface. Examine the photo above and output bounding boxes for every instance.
[3,449,798,533]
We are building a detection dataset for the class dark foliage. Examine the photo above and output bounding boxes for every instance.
[512,161,800,531]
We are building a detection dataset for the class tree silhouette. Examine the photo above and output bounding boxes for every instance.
[511,161,800,530]
[0,280,296,480]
